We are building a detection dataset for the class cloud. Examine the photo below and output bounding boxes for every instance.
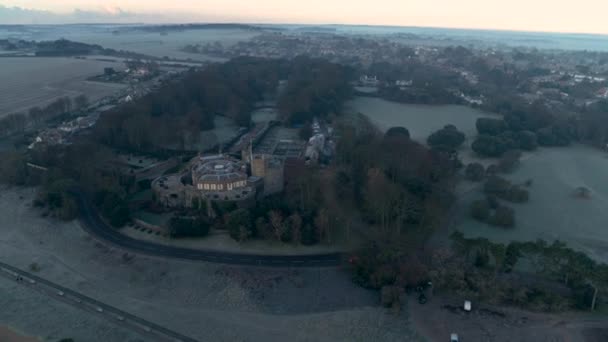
[0,5,59,24]
[71,7,137,21]
[0,5,162,24]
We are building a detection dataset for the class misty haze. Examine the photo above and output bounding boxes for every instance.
[0,1,607,342]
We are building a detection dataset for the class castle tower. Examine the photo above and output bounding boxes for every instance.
[251,154,266,178]
[263,157,284,195]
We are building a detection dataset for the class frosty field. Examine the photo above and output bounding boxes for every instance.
[453,145,608,263]
[349,96,608,263]
[347,96,497,143]
[0,57,125,116]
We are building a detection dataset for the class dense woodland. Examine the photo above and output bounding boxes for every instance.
[340,117,460,291]
[197,116,460,251]
[470,99,608,158]
[94,56,353,153]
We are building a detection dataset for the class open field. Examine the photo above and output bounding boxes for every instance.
[0,186,420,341]
[347,96,497,143]
[0,57,126,116]
[453,144,608,263]
[347,96,500,166]
[0,276,146,342]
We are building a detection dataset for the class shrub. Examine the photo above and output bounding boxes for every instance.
[507,186,529,203]
[226,208,253,242]
[137,179,152,190]
[497,150,522,173]
[300,224,318,245]
[537,125,572,147]
[486,195,500,209]
[476,118,507,135]
[29,262,41,272]
[95,190,131,227]
[465,162,485,181]
[489,205,515,228]
[380,285,404,309]
[385,126,410,140]
[486,164,498,175]
[427,125,466,150]
[470,199,491,221]
[472,135,509,157]
[517,130,538,150]
[484,176,511,196]
[484,176,529,203]
[169,216,210,238]
[109,204,131,227]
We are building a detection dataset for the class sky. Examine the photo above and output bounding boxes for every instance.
[2,0,608,35]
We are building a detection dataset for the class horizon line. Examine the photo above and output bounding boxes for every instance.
[2,21,608,37]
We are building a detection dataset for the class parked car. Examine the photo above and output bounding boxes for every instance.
[450,333,459,342]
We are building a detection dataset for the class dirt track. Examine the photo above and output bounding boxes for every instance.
[409,295,608,342]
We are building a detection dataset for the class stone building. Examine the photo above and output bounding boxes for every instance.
[251,154,285,196]
[152,155,256,210]
[191,155,250,195]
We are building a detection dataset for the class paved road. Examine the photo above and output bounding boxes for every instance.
[0,261,198,342]
[75,192,343,267]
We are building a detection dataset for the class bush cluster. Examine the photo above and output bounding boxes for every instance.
[483,176,529,203]
[470,198,515,228]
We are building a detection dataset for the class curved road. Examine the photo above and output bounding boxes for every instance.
[75,192,343,267]
[0,261,198,342]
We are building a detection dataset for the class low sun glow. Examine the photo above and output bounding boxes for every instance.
[2,0,608,34]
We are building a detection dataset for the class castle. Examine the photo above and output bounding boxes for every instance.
[152,153,284,209]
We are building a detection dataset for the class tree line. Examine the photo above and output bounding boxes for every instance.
[444,232,608,311]
[340,117,459,300]
[179,167,335,246]
[0,95,88,137]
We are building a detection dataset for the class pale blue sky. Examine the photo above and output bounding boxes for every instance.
[2,0,607,34]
